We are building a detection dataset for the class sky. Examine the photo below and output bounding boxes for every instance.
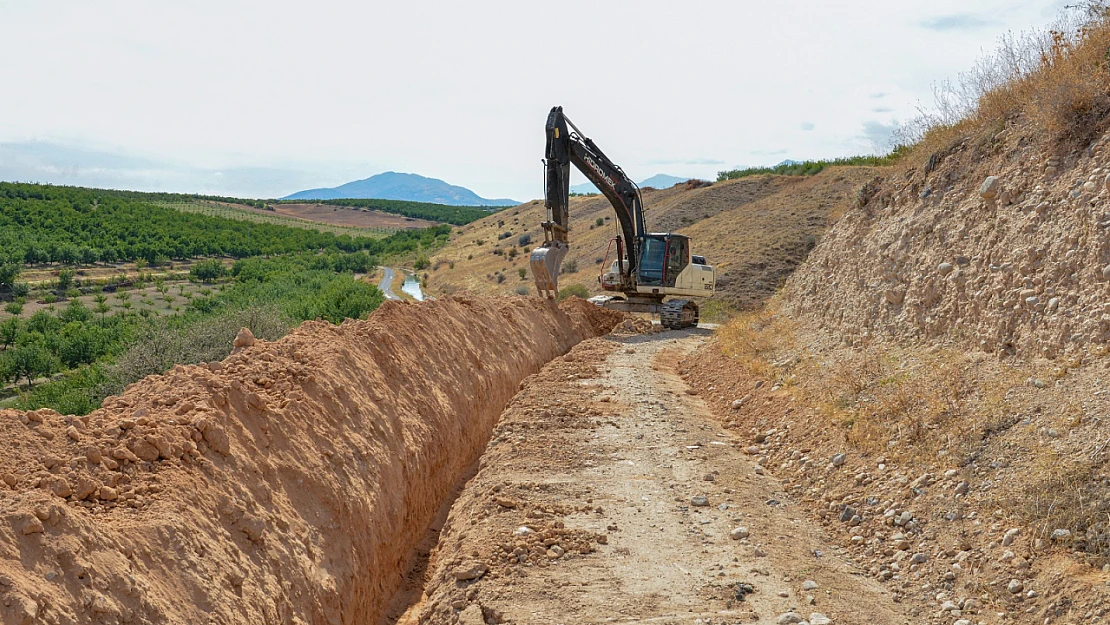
[0,0,1072,201]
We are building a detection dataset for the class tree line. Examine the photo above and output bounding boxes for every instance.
[0,182,452,266]
[276,197,498,226]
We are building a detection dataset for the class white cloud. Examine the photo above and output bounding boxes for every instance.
[0,0,1076,199]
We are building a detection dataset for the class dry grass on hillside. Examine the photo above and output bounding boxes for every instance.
[426,168,880,310]
[904,3,1110,163]
[712,309,1110,560]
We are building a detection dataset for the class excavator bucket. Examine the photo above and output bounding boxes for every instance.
[530,241,568,298]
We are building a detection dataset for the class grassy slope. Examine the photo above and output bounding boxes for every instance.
[427,167,882,309]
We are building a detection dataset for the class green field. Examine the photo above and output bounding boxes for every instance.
[0,182,455,415]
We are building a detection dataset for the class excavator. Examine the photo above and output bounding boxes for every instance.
[530,106,715,329]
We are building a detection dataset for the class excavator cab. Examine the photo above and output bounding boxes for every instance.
[636,234,689,289]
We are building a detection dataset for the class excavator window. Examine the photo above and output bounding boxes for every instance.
[664,236,689,287]
[637,237,666,286]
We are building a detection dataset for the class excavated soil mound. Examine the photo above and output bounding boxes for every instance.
[0,297,621,625]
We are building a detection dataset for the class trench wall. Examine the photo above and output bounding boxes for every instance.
[0,297,622,625]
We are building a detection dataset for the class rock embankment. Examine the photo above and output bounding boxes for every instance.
[0,297,621,625]
[785,125,1110,357]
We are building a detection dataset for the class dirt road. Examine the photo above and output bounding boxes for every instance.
[404,329,912,625]
[379,266,401,299]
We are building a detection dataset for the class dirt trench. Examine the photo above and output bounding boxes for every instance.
[0,297,621,625]
[399,330,913,625]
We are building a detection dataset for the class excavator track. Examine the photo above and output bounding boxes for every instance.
[660,299,699,330]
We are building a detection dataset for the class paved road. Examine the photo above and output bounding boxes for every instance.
[378,266,401,300]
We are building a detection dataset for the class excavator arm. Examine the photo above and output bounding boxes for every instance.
[531,106,645,297]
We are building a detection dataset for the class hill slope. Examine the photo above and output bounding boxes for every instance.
[425,167,882,308]
[570,173,690,195]
[283,172,518,206]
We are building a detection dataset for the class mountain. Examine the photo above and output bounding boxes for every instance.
[570,173,692,194]
[638,174,688,189]
[775,159,803,167]
[282,172,518,206]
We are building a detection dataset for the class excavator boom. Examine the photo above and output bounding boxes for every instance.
[530,106,715,329]
[531,106,644,297]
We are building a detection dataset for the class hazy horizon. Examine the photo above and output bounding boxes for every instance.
[0,0,1070,200]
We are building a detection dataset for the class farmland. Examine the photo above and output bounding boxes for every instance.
[156,200,403,238]
[0,182,453,414]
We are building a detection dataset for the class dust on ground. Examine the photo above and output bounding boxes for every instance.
[404,330,911,625]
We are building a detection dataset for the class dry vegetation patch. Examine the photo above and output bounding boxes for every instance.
[690,307,1110,619]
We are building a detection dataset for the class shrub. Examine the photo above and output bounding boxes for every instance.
[518,233,532,247]
[518,268,527,280]
[413,255,430,271]
[717,154,902,181]
[562,259,578,274]
[97,306,291,399]
[514,286,529,296]
[14,365,107,417]
[4,301,24,316]
[557,284,590,301]
[58,300,91,324]
[893,4,1110,154]
[56,269,75,293]
[190,258,226,283]
[595,217,604,227]
[11,283,30,298]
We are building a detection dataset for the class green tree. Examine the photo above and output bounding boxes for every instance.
[56,269,76,293]
[7,341,59,389]
[413,255,430,271]
[26,310,62,336]
[190,258,226,283]
[0,263,20,289]
[93,294,110,316]
[0,318,20,348]
[4,301,24,316]
[59,299,91,324]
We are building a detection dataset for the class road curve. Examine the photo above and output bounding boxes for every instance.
[378,266,401,300]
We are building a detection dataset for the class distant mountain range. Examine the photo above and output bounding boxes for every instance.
[570,173,691,194]
[283,171,518,206]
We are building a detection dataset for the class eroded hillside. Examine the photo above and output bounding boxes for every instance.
[427,169,882,309]
[686,22,1110,618]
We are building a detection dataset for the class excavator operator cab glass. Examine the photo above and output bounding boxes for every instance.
[637,236,667,286]
[664,235,689,288]
[638,234,691,288]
